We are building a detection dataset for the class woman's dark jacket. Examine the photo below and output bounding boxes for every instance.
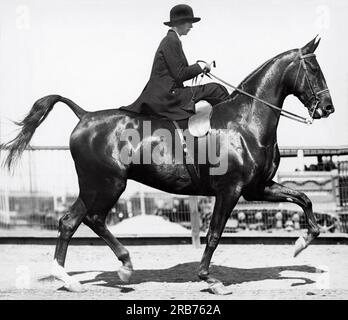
[120,30,203,120]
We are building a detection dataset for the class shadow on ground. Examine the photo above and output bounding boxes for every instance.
[68,263,322,290]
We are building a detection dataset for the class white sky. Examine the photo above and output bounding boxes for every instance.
[0,0,347,147]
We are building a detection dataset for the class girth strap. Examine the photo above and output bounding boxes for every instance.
[172,120,201,189]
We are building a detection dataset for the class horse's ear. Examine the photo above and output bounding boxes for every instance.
[302,35,321,54]
[312,36,321,52]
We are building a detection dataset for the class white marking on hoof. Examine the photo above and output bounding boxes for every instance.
[208,282,232,295]
[117,266,133,283]
[294,236,307,257]
[64,280,86,293]
[51,259,84,292]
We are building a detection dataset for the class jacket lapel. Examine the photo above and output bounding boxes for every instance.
[167,30,188,66]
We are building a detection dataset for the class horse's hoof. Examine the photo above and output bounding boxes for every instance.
[208,282,232,295]
[294,236,307,257]
[117,266,133,283]
[64,280,85,293]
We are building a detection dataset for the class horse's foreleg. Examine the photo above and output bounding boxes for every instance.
[251,181,320,257]
[52,197,87,292]
[198,185,242,294]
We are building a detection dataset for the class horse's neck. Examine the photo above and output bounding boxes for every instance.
[220,52,294,146]
[249,58,289,138]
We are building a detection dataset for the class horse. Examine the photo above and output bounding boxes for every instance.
[1,37,334,294]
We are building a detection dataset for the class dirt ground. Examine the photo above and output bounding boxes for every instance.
[1,243,348,300]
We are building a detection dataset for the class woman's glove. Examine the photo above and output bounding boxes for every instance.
[197,61,211,74]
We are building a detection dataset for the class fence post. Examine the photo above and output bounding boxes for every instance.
[296,149,305,171]
[188,196,201,248]
[140,190,146,215]
[331,169,340,207]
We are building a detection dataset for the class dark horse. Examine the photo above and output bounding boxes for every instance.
[2,37,334,294]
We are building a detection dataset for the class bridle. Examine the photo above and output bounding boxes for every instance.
[293,49,330,120]
[199,49,330,124]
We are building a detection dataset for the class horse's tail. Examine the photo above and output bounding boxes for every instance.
[0,94,87,171]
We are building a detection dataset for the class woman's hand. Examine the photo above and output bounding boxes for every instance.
[197,61,211,73]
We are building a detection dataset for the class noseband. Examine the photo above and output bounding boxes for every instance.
[293,49,330,119]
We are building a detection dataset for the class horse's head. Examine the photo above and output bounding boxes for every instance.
[290,36,334,119]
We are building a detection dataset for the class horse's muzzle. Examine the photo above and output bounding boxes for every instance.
[323,103,334,116]
[313,96,334,119]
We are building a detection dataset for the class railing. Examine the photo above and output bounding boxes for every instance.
[338,161,348,207]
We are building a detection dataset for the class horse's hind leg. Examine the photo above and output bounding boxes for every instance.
[246,181,320,257]
[52,196,87,292]
[82,179,133,282]
[198,185,242,294]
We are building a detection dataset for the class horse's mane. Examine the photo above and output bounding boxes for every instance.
[227,49,294,99]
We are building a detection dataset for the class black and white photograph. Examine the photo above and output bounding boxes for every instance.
[0,0,348,306]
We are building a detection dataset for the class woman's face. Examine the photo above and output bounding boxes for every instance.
[175,21,193,36]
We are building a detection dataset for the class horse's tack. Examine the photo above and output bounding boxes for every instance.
[171,100,212,187]
[172,120,201,189]
[188,100,212,137]
[204,49,330,125]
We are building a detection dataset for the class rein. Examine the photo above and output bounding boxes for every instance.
[208,72,312,124]
[198,49,330,125]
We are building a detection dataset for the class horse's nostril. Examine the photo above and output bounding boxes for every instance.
[325,105,334,112]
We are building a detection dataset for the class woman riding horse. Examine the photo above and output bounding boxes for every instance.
[120,4,229,120]
[1,37,334,294]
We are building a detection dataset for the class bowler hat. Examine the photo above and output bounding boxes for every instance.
[163,4,201,26]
